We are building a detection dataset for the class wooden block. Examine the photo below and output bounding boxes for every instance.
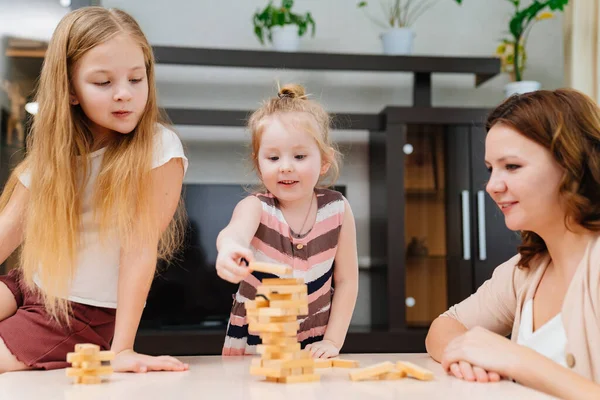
[66,366,113,377]
[261,336,298,346]
[266,376,279,383]
[349,362,394,381]
[67,351,114,363]
[245,298,269,310]
[248,321,299,334]
[262,358,314,369]
[74,344,100,355]
[251,358,262,367]
[257,307,303,317]
[261,352,295,361]
[249,262,292,276]
[314,359,332,368]
[332,358,360,368]
[269,299,308,309]
[302,366,314,374]
[277,374,320,384]
[396,361,434,381]
[258,315,297,324]
[257,343,301,355]
[80,375,102,385]
[377,370,407,380]
[250,366,289,378]
[257,285,307,295]
[262,278,304,286]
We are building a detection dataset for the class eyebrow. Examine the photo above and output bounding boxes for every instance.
[89,66,146,73]
[484,155,521,165]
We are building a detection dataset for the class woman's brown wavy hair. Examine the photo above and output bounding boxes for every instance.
[486,88,600,268]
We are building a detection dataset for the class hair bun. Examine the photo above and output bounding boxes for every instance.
[278,84,306,100]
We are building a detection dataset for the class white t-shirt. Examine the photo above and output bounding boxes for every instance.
[517,299,568,368]
[18,124,188,308]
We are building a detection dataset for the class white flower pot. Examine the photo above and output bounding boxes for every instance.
[381,28,415,55]
[271,25,300,52]
[504,80,541,98]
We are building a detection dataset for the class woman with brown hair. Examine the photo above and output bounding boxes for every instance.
[426,88,600,399]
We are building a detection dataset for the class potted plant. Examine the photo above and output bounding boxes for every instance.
[253,0,316,52]
[496,0,568,97]
[357,0,462,55]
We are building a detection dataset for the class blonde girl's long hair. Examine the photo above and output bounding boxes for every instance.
[0,7,185,321]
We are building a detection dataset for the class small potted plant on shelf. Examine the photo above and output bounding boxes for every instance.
[496,0,568,97]
[253,0,316,52]
[357,0,463,55]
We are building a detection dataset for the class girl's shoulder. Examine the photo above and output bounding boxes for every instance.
[151,124,188,172]
[315,188,346,212]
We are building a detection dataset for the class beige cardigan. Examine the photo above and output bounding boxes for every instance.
[442,235,600,382]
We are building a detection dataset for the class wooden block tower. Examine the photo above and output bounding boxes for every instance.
[246,262,320,384]
[66,344,114,384]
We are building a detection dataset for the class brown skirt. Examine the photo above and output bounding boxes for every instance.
[0,269,116,370]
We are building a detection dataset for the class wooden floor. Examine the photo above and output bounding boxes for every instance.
[0,353,553,400]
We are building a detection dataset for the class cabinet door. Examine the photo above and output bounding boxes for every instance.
[469,125,521,288]
[444,126,475,307]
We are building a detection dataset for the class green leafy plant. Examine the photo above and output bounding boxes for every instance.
[253,0,316,45]
[357,0,462,29]
[497,0,568,81]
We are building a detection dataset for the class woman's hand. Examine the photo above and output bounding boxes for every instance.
[441,326,524,380]
[305,340,340,359]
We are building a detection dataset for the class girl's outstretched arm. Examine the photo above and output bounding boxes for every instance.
[0,181,28,265]
[215,195,262,284]
[111,158,188,373]
[307,198,359,358]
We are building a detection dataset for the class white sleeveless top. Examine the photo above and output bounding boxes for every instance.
[517,299,568,367]
[18,124,188,308]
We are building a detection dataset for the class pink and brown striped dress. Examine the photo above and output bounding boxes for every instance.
[222,188,346,356]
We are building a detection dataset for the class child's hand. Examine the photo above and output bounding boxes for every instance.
[112,349,189,373]
[216,243,253,283]
[305,340,340,359]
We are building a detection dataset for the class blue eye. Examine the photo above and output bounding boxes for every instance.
[295,155,306,160]
[506,164,520,171]
[130,78,143,83]
[269,156,279,161]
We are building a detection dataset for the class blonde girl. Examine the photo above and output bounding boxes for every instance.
[0,7,188,373]
[218,84,359,359]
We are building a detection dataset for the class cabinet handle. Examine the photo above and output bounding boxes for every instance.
[461,190,471,260]
[477,190,487,261]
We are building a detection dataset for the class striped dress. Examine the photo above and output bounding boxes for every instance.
[222,188,345,356]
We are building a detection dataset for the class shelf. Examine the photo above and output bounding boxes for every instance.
[153,46,501,108]
[153,46,499,82]
[164,108,384,130]
[164,107,491,128]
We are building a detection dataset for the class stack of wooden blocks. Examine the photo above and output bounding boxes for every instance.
[246,262,320,384]
[66,344,114,384]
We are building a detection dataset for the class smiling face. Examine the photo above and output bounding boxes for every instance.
[257,113,330,204]
[70,33,149,142]
[485,123,565,233]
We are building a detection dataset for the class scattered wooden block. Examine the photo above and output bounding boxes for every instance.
[66,343,114,384]
[396,361,434,381]
[277,374,320,384]
[332,358,360,368]
[249,262,293,276]
[314,359,332,368]
[377,370,407,380]
[349,362,395,381]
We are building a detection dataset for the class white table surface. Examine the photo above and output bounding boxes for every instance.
[0,353,557,400]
